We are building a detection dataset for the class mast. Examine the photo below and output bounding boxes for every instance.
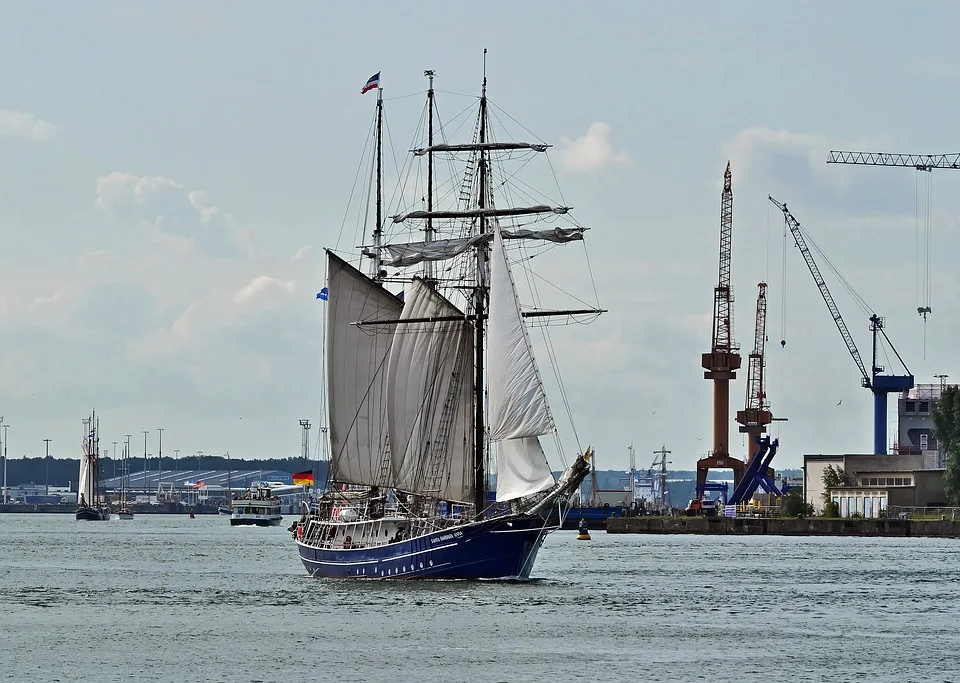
[474,50,488,518]
[372,86,384,281]
[425,69,435,284]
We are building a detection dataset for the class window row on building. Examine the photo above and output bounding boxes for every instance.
[904,400,931,414]
[858,476,913,487]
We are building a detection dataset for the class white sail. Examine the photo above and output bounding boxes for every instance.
[385,279,474,502]
[487,227,556,501]
[495,436,554,501]
[77,445,93,505]
[325,251,404,488]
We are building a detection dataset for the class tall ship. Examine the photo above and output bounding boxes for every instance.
[76,411,111,521]
[292,60,602,580]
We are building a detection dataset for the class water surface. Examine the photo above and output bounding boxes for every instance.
[1,514,957,682]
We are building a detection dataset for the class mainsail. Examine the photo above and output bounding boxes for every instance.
[487,226,557,501]
[385,279,474,502]
[77,445,93,505]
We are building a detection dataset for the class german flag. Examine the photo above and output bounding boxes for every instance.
[292,470,314,486]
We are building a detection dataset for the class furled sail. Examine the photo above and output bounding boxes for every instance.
[325,251,404,488]
[382,228,585,268]
[412,142,550,155]
[385,279,474,502]
[392,205,569,223]
[487,227,556,501]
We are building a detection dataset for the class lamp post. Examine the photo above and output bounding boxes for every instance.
[174,448,179,472]
[142,431,149,493]
[43,438,51,495]
[1,422,8,504]
[158,427,164,482]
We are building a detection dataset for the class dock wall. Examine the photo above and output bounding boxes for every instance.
[606,516,960,538]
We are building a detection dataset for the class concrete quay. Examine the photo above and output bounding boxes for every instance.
[606,515,960,538]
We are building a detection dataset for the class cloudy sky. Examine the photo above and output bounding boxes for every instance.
[2,0,959,474]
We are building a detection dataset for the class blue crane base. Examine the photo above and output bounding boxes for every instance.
[871,376,913,455]
[727,436,782,506]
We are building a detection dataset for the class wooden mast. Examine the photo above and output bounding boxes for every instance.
[425,70,435,284]
[372,85,384,281]
[474,50,488,519]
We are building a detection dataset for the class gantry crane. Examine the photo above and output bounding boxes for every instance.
[735,283,773,461]
[698,162,745,496]
[769,196,914,455]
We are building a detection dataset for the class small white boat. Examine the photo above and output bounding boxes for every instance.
[230,487,283,527]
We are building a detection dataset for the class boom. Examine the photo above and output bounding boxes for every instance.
[827,151,960,171]
[768,196,870,387]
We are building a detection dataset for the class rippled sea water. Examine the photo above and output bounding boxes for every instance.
[1,513,959,682]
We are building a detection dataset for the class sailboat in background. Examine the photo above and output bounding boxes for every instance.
[76,411,111,521]
[219,451,232,515]
[292,60,602,579]
[117,441,134,520]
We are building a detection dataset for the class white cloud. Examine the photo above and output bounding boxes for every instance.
[233,275,296,304]
[720,126,912,213]
[558,122,631,172]
[95,171,183,210]
[291,245,312,261]
[0,109,58,140]
[28,284,75,312]
[96,171,246,258]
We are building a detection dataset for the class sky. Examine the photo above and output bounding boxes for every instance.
[2,0,960,474]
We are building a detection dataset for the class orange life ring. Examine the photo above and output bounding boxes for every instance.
[296,525,303,539]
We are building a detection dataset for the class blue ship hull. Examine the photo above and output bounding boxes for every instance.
[297,515,552,580]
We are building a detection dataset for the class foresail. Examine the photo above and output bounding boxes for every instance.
[326,251,404,488]
[382,228,586,268]
[495,437,555,502]
[487,227,555,440]
[385,279,473,502]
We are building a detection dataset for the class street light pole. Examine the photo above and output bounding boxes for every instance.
[174,448,179,472]
[1,422,8,504]
[158,427,164,486]
[43,438,51,495]
[142,431,149,493]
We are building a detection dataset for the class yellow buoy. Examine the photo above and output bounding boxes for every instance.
[576,519,591,541]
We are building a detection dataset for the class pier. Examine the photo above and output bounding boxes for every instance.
[606,515,960,538]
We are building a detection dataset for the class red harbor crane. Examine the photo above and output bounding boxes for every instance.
[698,162,745,496]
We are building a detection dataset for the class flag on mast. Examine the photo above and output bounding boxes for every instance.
[361,72,380,94]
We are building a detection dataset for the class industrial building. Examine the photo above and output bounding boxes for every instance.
[803,382,950,516]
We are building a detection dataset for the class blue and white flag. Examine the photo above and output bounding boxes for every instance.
[316,287,329,301]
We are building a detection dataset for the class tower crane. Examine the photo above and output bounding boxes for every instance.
[735,283,773,460]
[826,150,960,320]
[698,162,745,497]
[826,151,960,172]
[768,196,914,455]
